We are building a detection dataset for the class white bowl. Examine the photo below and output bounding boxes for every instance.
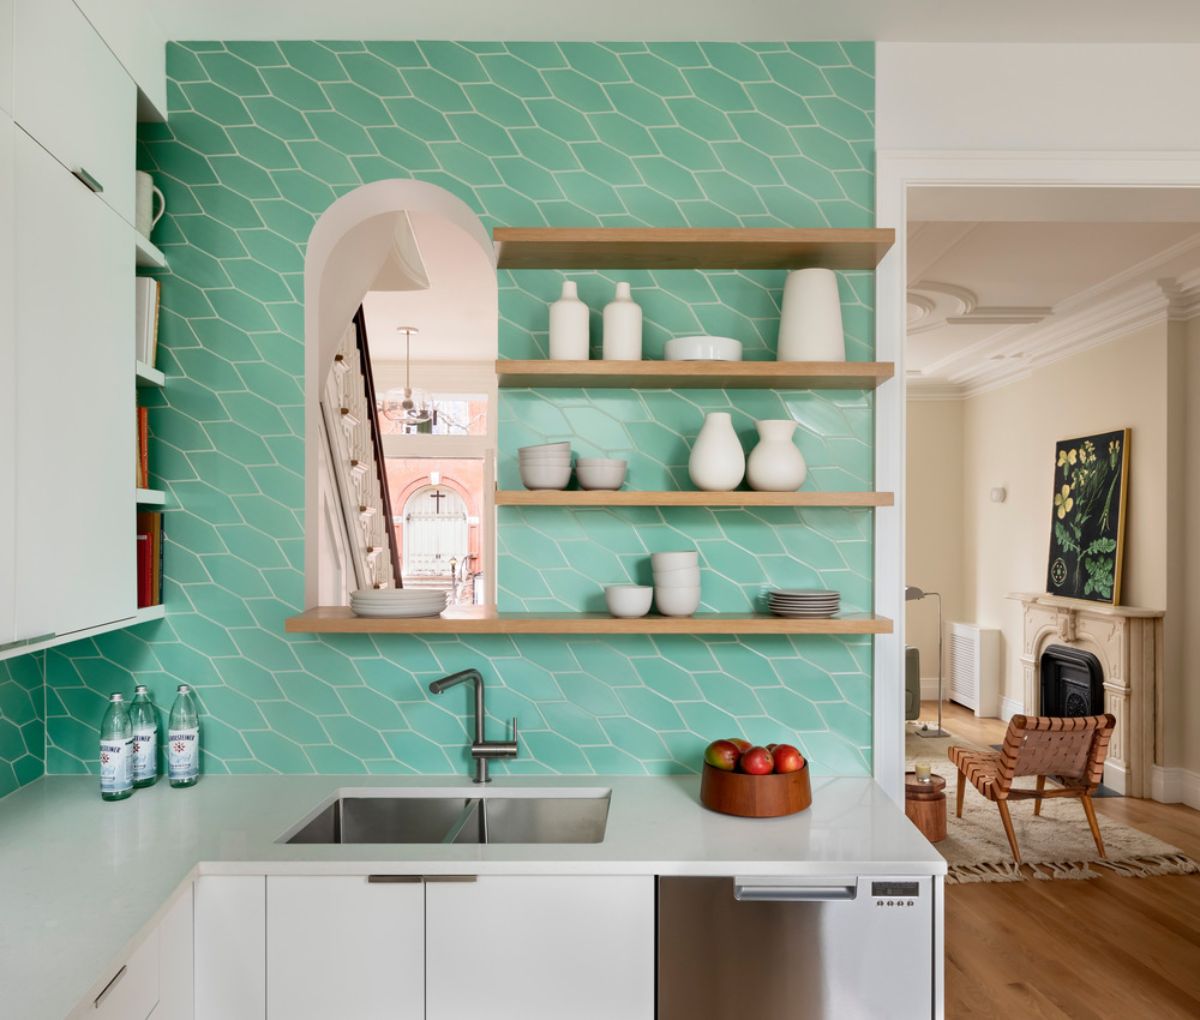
[519,463,572,490]
[518,455,573,467]
[664,335,743,362]
[519,442,571,455]
[654,585,701,617]
[605,584,653,618]
[652,569,700,587]
[519,449,573,460]
[651,550,699,570]
[577,463,627,490]
[576,457,626,468]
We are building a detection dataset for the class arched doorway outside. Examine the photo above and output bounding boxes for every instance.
[402,484,468,579]
[302,179,497,607]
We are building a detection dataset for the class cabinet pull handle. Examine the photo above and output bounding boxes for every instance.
[72,167,104,194]
[93,964,127,1008]
[0,632,55,653]
[367,875,422,884]
[422,875,477,883]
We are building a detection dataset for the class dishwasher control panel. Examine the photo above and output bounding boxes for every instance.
[871,880,920,907]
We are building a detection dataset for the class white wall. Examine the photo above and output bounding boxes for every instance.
[1186,319,1200,777]
[877,43,1200,152]
[905,400,963,688]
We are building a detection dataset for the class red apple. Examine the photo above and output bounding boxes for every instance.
[740,746,774,775]
[704,739,741,771]
[766,743,778,752]
[727,737,751,753]
[772,744,805,774]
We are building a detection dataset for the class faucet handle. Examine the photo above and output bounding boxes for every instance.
[510,716,519,744]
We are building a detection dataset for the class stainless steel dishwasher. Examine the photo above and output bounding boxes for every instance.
[658,875,936,1019]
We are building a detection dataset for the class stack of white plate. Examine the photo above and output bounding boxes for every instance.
[350,588,448,619]
[767,588,841,618]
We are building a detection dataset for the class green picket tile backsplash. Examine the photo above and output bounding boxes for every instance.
[41,40,878,779]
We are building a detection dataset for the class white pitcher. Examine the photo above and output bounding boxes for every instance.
[688,412,746,491]
[777,268,845,361]
[135,171,165,240]
[549,280,589,360]
[746,419,808,491]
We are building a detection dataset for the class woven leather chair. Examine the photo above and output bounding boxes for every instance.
[948,713,1116,864]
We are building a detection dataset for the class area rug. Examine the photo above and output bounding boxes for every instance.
[922,761,1199,885]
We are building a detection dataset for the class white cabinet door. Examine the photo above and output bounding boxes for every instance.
[0,114,14,648]
[425,876,655,1020]
[73,0,167,121]
[156,884,194,1020]
[0,0,12,116]
[195,876,265,1020]
[267,876,425,1020]
[13,129,135,640]
[12,0,135,224]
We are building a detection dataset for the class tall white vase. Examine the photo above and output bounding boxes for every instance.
[746,419,807,491]
[688,412,746,491]
[602,282,642,360]
[549,281,589,360]
[777,268,845,361]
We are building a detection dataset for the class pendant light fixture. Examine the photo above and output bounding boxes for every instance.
[381,326,432,426]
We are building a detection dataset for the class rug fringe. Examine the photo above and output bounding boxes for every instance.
[946,861,1024,885]
[1094,853,1200,879]
[1030,860,1097,881]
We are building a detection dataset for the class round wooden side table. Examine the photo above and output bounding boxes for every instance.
[904,771,947,843]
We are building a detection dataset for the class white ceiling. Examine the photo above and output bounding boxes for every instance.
[907,196,1200,396]
[362,211,497,366]
[153,0,1200,43]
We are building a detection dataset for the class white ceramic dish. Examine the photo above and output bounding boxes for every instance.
[664,335,743,362]
[650,551,699,570]
[352,605,446,619]
[604,584,653,618]
[576,463,627,490]
[654,586,701,617]
[520,463,573,490]
[652,568,700,587]
[519,441,571,454]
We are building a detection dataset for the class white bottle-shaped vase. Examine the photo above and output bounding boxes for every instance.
[747,419,808,491]
[549,280,589,360]
[602,281,642,360]
[777,268,845,362]
[688,412,746,491]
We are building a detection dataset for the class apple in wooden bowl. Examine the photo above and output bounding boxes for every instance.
[699,739,812,818]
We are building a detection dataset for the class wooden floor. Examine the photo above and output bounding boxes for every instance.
[919,702,1200,1019]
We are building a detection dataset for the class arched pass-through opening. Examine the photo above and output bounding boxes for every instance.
[303,180,497,606]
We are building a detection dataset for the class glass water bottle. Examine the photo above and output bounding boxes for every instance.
[99,693,133,801]
[129,684,159,788]
[167,684,200,788]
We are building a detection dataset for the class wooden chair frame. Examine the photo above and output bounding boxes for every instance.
[948,713,1116,864]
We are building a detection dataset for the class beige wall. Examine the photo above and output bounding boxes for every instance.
[908,321,1179,745]
[905,400,964,685]
[1186,320,1200,776]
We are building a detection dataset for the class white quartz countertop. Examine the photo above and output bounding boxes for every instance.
[0,774,944,1019]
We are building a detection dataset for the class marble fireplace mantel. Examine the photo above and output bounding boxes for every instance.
[1009,592,1164,798]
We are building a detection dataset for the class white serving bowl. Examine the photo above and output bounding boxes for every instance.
[519,449,573,461]
[519,462,573,490]
[651,550,699,570]
[664,335,744,362]
[518,456,573,468]
[576,462,627,490]
[576,457,626,467]
[519,441,571,455]
[654,585,701,617]
[605,584,653,618]
[652,568,700,587]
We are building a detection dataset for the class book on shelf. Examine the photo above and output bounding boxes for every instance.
[135,277,161,367]
[136,511,162,608]
[135,407,149,489]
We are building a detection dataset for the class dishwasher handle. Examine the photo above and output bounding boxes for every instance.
[733,880,858,903]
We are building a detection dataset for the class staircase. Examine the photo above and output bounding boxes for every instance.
[320,308,402,592]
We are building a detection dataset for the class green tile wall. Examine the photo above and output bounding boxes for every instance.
[44,40,877,778]
[0,656,44,798]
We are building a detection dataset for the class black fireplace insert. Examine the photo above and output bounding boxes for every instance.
[1040,645,1104,717]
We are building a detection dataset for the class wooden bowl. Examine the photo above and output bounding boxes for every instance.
[700,762,812,818]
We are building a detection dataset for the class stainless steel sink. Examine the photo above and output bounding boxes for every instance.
[282,790,610,845]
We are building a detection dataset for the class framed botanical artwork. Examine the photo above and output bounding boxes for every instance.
[1046,428,1130,604]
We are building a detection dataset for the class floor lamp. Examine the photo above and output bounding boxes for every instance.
[905,585,948,738]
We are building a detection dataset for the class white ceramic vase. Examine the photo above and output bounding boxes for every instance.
[777,268,845,362]
[746,419,807,491]
[688,412,746,491]
[602,282,642,360]
[549,281,589,360]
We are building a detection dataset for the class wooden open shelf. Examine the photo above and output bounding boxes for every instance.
[493,227,894,271]
[286,607,892,636]
[495,490,893,508]
[496,359,893,390]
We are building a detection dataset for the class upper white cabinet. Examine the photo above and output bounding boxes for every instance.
[0,114,15,649]
[267,876,425,1020]
[12,0,135,224]
[12,129,136,641]
[425,876,655,1020]
[0,0,12,116]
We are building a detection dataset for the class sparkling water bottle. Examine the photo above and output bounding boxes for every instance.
[168,684,200,788]
[130,685,159,788]
[99,693,133,801]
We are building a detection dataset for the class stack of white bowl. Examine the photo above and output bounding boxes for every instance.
[651,550,701,617]
[576,457,627,491]
[519,442,572,490]
[350,587,448,619]
[663,335,743,362]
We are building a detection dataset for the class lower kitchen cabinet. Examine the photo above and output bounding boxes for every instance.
[155,884,194,1020]
[195,876,265,1020]
[267,875,425,1020]
[425,875,655,1020]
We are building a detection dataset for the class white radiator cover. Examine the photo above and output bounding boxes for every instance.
[948,623,1001,717]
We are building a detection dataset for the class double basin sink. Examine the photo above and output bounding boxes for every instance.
[282,789,611,845]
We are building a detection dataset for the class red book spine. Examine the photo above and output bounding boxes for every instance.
[138,407,149,489]
[136,533,150,608]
